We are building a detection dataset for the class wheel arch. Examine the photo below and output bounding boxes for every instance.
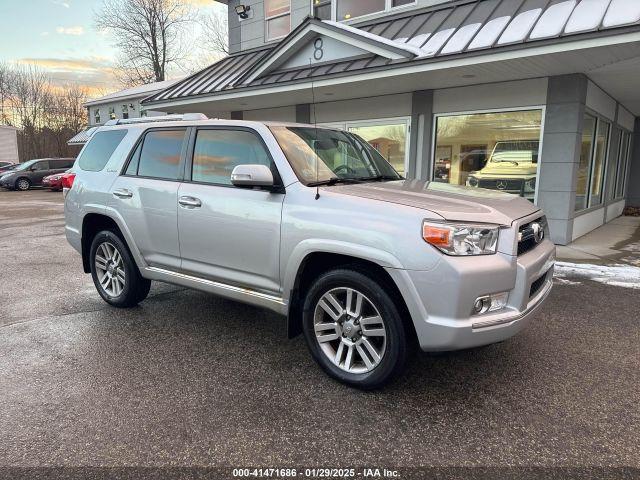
[285,249,416,344]
[80,211,146,274]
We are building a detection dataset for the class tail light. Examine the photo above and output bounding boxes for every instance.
[61,172,76,189]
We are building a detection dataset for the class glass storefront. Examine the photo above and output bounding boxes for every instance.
[324,119,409,175]
[433,109,543,201]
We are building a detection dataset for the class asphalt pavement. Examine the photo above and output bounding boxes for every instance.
[0,189,638,479]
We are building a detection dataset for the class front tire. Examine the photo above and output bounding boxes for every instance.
[302,268,408,390]
[89,230,151,308]
[15,178,31,191]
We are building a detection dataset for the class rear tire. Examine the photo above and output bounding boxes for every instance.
[302,268,408,390]
[89,230,151,308]
[15,178,30,191]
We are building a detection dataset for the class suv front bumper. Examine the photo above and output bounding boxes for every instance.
[387,238,555,352]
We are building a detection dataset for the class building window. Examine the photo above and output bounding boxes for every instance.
[575,113,611,211]
[433,109,543,202]
[313,0,332,20]
[347,119,409,175]
[323,118,410,174]
[94,109,101,125]
[266,0,291,41]
[122,104,129,120]
[588,118,610,207]
[109,107,116,120]
[326,0,415,21]
[615,130,632,199]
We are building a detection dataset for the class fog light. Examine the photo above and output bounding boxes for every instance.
[472,292,509,316]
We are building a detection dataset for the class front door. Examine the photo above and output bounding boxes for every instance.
[110,128,188,271]
[177,127,284,295]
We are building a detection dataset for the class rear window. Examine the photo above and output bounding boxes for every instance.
[78,130,127,172]
[135,129,186,180]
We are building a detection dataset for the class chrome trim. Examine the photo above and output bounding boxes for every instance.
[145,266,285,306]
[472,278,552,330]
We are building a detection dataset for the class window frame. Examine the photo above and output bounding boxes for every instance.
[431,106,546,204]
[575,111,613,213]
[183,126,284,191]
[613,129,632,200]
[312,0,417,22]
[320,116,411,175]
[265,0,291,42]
[120,127,190,182]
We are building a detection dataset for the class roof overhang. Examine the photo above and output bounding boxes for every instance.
[241,18,419,84]
[145,30,640,116]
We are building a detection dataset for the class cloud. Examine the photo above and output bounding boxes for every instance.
[41,32,50,37]
[16,57,118,95]
[56,26,84,36]
[51,0,71,7]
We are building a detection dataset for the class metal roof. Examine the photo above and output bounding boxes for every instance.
[67,128,97,146]
[84,78,183,107]
[143,0,640,106]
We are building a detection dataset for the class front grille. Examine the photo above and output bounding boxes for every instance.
[518,216,547,256]
[529,272,549,298]
[478,178,524,194]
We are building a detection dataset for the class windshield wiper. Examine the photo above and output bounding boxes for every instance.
[359,175,401,182]
[307,177,366,187]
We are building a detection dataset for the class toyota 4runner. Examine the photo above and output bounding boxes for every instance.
[64,115,555,389]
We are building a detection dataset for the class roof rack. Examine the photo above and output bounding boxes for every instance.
[103,113,208,126]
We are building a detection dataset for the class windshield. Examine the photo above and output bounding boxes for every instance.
[270,126,402,185]
[490,141,539,164]
[14,160,37,171]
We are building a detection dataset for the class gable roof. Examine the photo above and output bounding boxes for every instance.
[143,0,640,107]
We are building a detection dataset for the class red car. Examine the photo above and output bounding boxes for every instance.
[42,169,70,191]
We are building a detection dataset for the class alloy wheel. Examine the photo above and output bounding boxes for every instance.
[94,241,126,297]
[313,287,387,374]
[17,179,29,190]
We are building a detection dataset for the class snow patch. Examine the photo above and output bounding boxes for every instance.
[554,261,640,289]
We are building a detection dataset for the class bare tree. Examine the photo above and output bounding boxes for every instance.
[200,9,229,57]
[95,0,195,87]
[0,62,12,124]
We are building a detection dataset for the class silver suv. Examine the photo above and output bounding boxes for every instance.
[64,115,555,389]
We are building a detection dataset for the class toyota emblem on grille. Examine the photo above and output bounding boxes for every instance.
[496,180,507,190]
[531,223,544,243]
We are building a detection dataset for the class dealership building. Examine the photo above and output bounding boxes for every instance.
[141,0,640,244]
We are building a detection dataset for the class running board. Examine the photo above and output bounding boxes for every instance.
[144,267,287,314]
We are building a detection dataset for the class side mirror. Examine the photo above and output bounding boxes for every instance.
[29,166,37,171]
[231,164,274,188]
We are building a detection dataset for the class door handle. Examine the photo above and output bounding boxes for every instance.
[113,188,133,199]
[178,196,202,208]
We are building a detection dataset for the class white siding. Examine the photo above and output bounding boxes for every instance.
[0,127,19,164]
[243,106,296,121]
[586,81,616,120]
[433,78,548,114]
[314,93,412,123]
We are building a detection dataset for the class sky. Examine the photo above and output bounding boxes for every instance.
[0,0,225,97]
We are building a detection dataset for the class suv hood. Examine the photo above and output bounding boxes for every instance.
[328,180,540,225]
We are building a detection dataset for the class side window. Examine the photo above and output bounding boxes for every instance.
[78,130,128,172]
[125,141,143,176]
[35,161,49,171]
[191,129,271,185]
[137,129,186,180]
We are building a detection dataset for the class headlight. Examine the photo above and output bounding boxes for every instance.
[467,176,479,187]
[422,221,500,256]
[525,177,536,192]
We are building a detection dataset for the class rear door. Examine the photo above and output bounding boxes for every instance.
[110,128,188,271]
[177,127,284,294]
[29,160,50,185]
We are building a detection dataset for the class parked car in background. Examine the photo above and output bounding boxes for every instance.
[42,169,72,191]
[65,116,555,389]
[0,158,75,191]
[0,162,17,174]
